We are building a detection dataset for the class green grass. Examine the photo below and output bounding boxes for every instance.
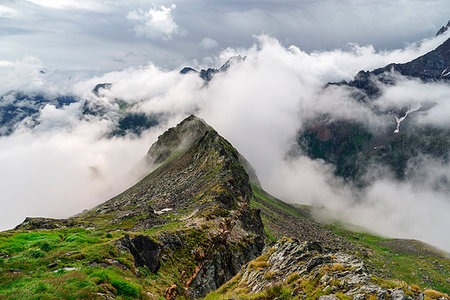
[0,229,144,299]
[327,223,450,294]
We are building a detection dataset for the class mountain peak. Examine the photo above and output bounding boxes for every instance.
[83,114,263,235]
[145,114,213,166]
[436,20,450,36]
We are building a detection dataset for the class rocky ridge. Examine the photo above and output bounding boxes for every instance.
[210,238,449,299]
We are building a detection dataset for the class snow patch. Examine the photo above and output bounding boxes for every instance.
[393,104,421,134]
[155,208,173,214]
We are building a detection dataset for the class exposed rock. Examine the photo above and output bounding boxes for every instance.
[14,217,79,230]
[92,83,112,97]
[218,239,437,299]
[180,56,245,82]
[436,20,450,36]
[116,234,161,273]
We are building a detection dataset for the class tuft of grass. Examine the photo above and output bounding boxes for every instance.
[264,271,276,280]
[423,289,449,299]
[286,273,300,285]
[28,249,46,258]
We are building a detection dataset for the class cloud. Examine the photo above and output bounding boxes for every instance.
[0,5,17,18]
[26,0,104,10]
[127,4,181,40]
[199,37,219,50]
[0,115,165,231]
[0,56,47,95]
[0,32,449,251]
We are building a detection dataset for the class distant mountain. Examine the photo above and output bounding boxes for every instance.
[344,37,450,98]
[180,56,245,82]
[436,20,450,36]
[2,115,448,299]
[298,36,450,184]
[0,82,160,137]
[0,92,78,135]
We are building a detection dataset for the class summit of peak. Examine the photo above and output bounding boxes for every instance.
[145,114,214,165]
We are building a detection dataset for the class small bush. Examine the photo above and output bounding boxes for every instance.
[249,261,270,270]
[410,284,421,293]
[38,241,55,252]
[89,269,140,297]
[264,272,276,280]
[65,233,88,243]
[266,284,282,298]
[286,273,300,284]
[28,249,46,258]
[34,282,48,293]
[423,289,449,299]
[110,278,139,297]
[331,263,345,272]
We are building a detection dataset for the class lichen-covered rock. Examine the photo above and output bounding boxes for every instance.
[212,239,448,300]
[14,217,79,230]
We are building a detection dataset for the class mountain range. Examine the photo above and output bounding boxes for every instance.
[0,22,449,300]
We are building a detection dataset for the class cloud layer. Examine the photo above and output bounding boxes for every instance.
[0,31,449,250]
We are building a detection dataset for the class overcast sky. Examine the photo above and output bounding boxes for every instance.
[0,0,449,72]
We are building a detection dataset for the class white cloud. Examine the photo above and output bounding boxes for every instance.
[0,60,13,67]
[127,4,181,40]
[199,37,219,50]
[26,0,104,10]
[0,5,17,18]
[0,57,47,95]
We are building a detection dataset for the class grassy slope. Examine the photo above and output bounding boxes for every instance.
[0,216,214,299]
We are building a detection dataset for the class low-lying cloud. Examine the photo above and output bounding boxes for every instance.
[1,32,449,251]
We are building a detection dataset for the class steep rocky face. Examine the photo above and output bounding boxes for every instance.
[344,37,450,98]
[80,115,264,298]
[210,238,450,299]
[115,234,161,273]
[12,114,265,298]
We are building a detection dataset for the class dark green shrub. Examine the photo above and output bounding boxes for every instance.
[28,249,46,258]
[111,278,139,297]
